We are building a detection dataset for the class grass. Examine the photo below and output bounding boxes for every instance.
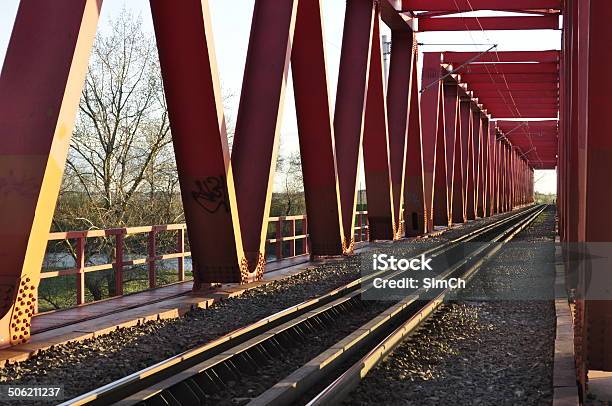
[37,267,193,313]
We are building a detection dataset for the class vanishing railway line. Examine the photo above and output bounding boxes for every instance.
[61,205,546,406]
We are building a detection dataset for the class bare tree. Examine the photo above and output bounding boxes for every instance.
[50,11,179,303]
[271,150,305,217]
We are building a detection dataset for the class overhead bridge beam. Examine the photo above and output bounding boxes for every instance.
[458,63,559,74]
[403,0,561,12]
[418,16,559,31]
[443,50,560,64]
[460,73,558,83]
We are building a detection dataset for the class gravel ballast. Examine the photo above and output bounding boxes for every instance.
[345,206,557,406]
[0,207,533,403]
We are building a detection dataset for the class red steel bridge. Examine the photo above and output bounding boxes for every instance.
[0,0,604,399]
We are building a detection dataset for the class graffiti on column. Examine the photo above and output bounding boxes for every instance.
[191,176,230,214]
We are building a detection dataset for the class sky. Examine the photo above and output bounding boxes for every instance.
[0,0,559,194]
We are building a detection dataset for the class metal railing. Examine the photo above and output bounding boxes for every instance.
[39,213,369,313]
[354,211,369,242]
[44,224,189,307]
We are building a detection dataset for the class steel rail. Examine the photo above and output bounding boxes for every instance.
[300,205,547,406]
[60,205,542,406]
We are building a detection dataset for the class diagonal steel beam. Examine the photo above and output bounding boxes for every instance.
[150,0,247,286]
[291,0,344,256]
[0,0,101,347]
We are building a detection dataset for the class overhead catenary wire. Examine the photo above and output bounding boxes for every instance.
[420,44,498,94]
[450,0,546,168]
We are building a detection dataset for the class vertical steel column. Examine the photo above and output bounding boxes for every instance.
[519,157,523,205]
[363,10,395,240]
[580,0,612,378]
[421,53,443,231]
[232,0,298,273]
[386,29,416,238]
[472,111,484,217]
[433,88,448,226]
[490,134,499,214]
[576,0,589,242]
[505,145,511,211]
[442,84,459,225]
[481,116,489,216]
[292,0,344,256]
[464,102,476,220]
[404,52,426,236]
[495,139,502,213]
[334,0,376,250]
[500,144,507,212]
[529,169,534,203]
[150,0,246,285]
[506,145,514,210]
[487,124,496,215]
[451,98,466,224]
[566,0,580,244]
[504,145,510,211]
[510,150,516,209]
[0,0,101,347]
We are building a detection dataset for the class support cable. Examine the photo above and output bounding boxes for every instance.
[420,44,498,94]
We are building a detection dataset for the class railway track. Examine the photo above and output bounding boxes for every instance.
[61,205,546,406]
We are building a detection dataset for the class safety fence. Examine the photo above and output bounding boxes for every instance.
[38,212,369,312]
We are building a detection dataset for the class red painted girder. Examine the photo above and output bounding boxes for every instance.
[420,53,444,232]
[523,138,557,147]
[402,0,561,12]
[564,0,580,245]
[493,140,502,213]
[473,112,485,217]
[231,0,297,270]
[442,84,459,225]
[151,0,246,284]
[474,90,559,98]
[501,145,508,211]
[433,87,449,226]
[363,12,395,240]
[452,99,465,223]
[461,73,558,83]
[489,108,559,114]
[458,63,559,74]
[482,118,491,216]
[334,0,376,247]
[443,50,559,64]
[583,0,612,246]
[463,103,476,220]
[484,97,559,104]
[496,119,558,128]
[487,126,496,215]
[490,137,498,214]
[418,16,559,31]
[485,103,559,110]
[458,101,471,221]
[470,82,558,91]
[488,109,559,118]
[505,134,558,139]
[0,0,101,347]
[386,29,415,237]
[291,0,344,256]
[404,53,425,236]
[507,144,558,150]
[380,0,412,30]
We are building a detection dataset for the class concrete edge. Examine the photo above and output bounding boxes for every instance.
[553,239,580,406]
